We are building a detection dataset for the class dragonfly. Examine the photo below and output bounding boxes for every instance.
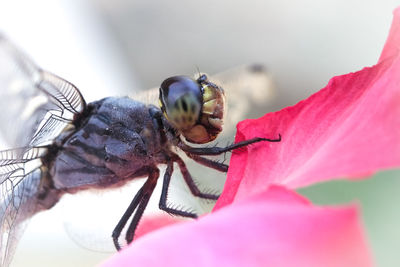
[0,35,281,266]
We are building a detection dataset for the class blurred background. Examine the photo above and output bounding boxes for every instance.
[0,0,399,266]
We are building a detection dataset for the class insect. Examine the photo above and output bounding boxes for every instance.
[0,36,281,266]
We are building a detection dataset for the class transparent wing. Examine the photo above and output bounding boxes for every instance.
[209,64,275,137]
[132,64,275,137]
[0,35,86,148]
[0,36,87,266]
[0,147,45,266]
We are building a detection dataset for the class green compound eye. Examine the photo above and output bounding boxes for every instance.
[159,76,202,130]
[159,75,225,144]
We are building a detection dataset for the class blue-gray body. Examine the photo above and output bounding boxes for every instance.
[37,97,173,210]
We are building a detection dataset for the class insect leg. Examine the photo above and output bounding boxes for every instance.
[179,134,281,156]
[185,153,228,172]
[112,186,144,250]
[112,168,159,250]
[125,169,159,244]
[172,154,219,200]
[159,160,198,218]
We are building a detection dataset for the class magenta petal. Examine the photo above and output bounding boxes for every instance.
[101,186,372,267]
[135,215,182,238]
[215,9,400,209]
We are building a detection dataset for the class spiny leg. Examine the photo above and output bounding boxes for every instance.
[177,136,281,197]
[172,154,219,200]
[179,135,281,156]
[159,160,197,218]
[125,169,159,244]
[112,187,144,250]
[112,169,158,250]
[186,153,228,172]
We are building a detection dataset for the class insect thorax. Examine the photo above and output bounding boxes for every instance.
[43,97,168,193]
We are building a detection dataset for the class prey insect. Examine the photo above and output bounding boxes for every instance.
[0,36,281,266]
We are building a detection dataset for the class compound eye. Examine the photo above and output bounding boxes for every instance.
[159,76,202,131]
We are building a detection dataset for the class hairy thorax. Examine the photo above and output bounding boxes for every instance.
[44,97,168,193]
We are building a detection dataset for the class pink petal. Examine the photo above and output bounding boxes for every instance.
[102,186,372,267]
[215,8,400,209]
[135,215,182,238]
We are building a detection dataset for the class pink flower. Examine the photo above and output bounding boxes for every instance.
[102,7,400,267]
[216,9,400,209]
[103,186,371,267]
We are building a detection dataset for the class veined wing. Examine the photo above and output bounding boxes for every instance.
[0,36,87,266]
[0,35,86,148]
[132,64,275,138]
[209,64,275,136]
[0,147,45,267]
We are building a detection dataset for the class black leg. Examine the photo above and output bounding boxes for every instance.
[179,135,281,156]
[172,154,219,200]
[159,160,198,218]
[125,169,159,244]
[112,187,144,250]
[186,153,228,172]
[112,169,158,250]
